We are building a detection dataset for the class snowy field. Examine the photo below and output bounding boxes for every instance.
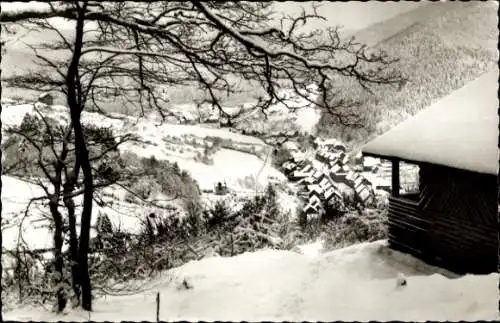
[3,240,497,321]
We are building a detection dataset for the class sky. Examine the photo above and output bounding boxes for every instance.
[273,1,427,34]
[1,1,428,73]
[1,1,426,33]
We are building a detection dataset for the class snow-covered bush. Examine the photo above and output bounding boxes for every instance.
[88,183,385,289]
[296,196,387,252]
[90,184,301,287]
[203,184,301,255]
[313,211,387,251]
[271,146,293,169]
[2,247,59,307]
[128,177,162,200]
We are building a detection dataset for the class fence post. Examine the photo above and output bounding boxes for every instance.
[156,291,160,322]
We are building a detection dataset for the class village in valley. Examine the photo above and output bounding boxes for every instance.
[274,136,418,219]
[280,138,377,215]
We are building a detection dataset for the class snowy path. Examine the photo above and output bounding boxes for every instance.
[4,241,498,322]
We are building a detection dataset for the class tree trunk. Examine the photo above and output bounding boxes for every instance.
[15,248,23,302]
[66,0,93,311]
[49,201,67,312]
[63,180,81,306]
[73,120,94,311]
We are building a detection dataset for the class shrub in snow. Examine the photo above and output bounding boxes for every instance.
[2,247,72,308]
[271,146,293,169]
[396,273,407,287]
[374,191,390,209]
[177,277,194,290]
[38,92,54,106]
[237,175,257,190]
[205,200,231,229]
[297,207,388,252]
[79,184,299,288]
[130,177,160,200]
[214,182,229,195]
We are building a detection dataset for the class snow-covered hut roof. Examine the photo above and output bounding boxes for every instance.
[282,141,299,151]
[362,69,499,175]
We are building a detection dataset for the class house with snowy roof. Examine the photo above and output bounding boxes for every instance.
[290,164,314,180]
[329,163,342,174]
[353,183,374,205]
[318,177,333,192]
[323,138,347,152]
[315,148,329,162]
[303,194,323,215]
[311,169,326,181]
[306,184,324,199]
[301,175,317,186]
[282,141,300,152]
[353,175,372,189]
[316,149,344,165]
[337,152,349,165]
[312,137,324,149]
[329,163,348,182]
[38,92,54,105]
[362,156,381,172]
[323,186,342,203]
[362,69,499,274]
[290,151,306,163]
[344,170,359,185]
[331,165,354,184]
[281,161,297,175]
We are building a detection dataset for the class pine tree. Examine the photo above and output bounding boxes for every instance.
[100,213,113,236]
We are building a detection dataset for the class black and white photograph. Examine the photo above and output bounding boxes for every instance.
[0,0,498,321]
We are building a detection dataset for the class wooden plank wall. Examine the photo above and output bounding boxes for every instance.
[388,163,498,274]
[388,196,431,258]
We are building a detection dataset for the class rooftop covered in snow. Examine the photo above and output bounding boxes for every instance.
[362,69,499,175]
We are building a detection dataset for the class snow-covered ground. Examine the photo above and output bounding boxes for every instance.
[295,106,322,134]
[1,102,286,192]
[122,144,285,192]
[1,176,49,251]
[1,175,172,254]
[3,240,497,321]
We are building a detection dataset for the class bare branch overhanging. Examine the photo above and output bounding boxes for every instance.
[1,1,406,133]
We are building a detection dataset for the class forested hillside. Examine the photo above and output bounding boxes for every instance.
[317,1,498,148]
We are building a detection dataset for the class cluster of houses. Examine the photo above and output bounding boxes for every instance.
[281,138,376,217]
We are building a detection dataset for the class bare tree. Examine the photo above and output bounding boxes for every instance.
[4,110,78,312]
[2,107,131,310]
[1,0,405,311]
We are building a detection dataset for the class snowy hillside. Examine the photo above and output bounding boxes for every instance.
[3,240,497,321]
[1,101,287,192]
[0,98,301,262]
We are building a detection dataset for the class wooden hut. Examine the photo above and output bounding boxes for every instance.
[362,69,499,274]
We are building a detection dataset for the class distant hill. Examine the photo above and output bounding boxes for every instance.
[316,1,499,149]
